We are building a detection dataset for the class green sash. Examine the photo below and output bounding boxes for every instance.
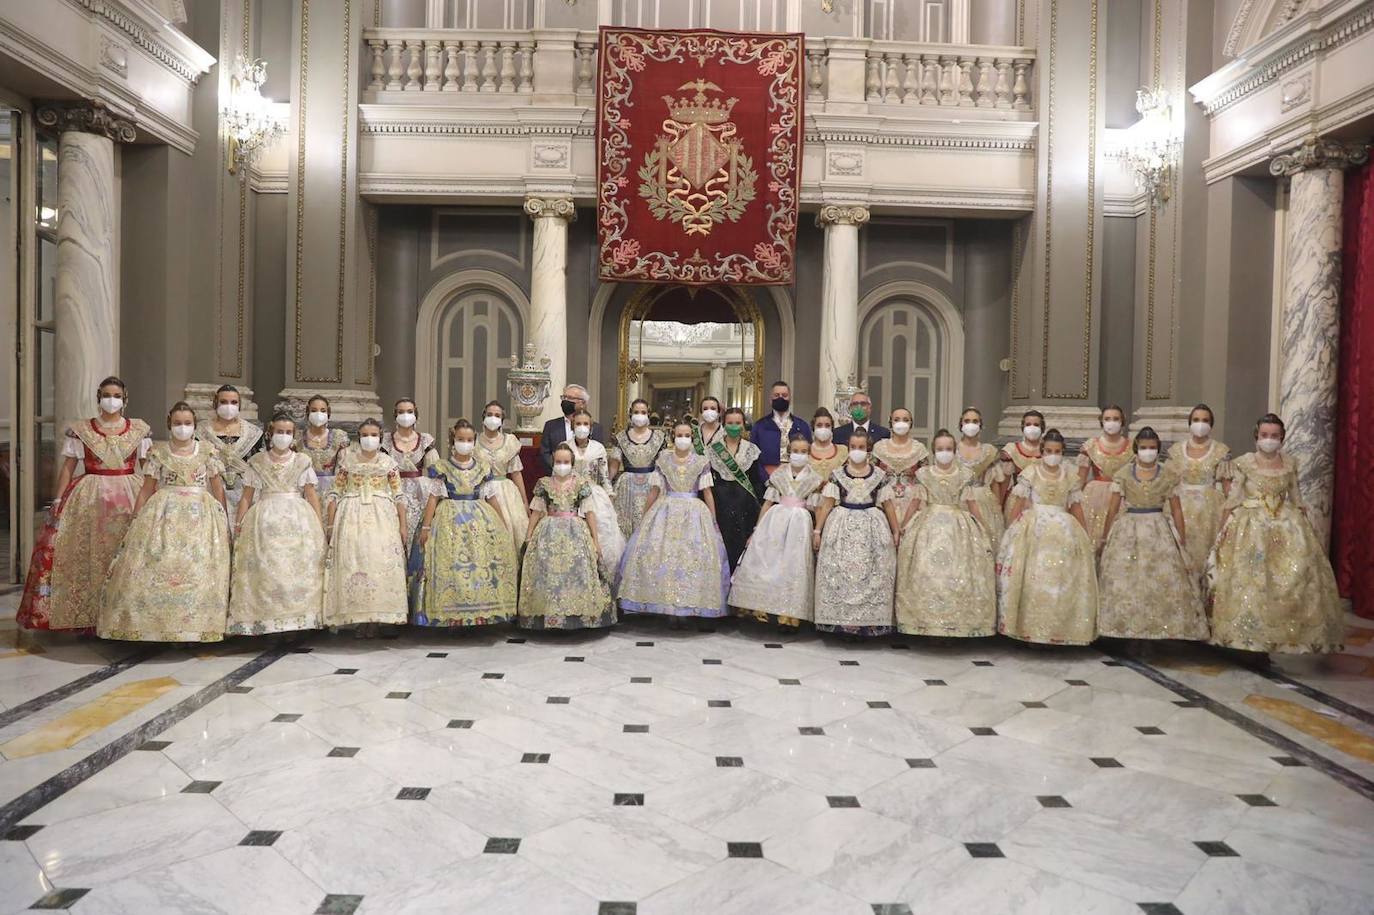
[710,440,757,499]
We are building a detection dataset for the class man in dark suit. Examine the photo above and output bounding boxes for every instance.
[833,390,890,447]
[539,383,605,472]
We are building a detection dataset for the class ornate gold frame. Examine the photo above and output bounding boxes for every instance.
[615,284,766,431]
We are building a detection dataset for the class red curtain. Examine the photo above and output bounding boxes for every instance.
[1333,158,1374,618]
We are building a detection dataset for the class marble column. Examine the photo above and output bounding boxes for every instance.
[524,195,575,424]
[708,362,727,400]
[816,204,869,413]
[1270,137,1368,549]
[35,103,135,428]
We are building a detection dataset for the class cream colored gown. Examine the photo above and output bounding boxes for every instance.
[1167,439,1231,582]
[477,431,529,553]
[324,448,409,626]
[999,441,1039,526]
[873,438,929,523]
[896,465,996,637]
[1077,436,1135,547]
[958,442,1007,548]
[728,464,823,623]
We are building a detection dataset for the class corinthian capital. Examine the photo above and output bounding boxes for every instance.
[816,204,870,228]
[1269,136,1369,177]
[35,100,137,143]
[523,196,577,222]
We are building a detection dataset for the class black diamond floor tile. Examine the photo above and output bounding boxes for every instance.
[826,795,860,808]
[484,837,521,854]
[29,888,91,910]
[334,669,358,675]
[1021,701,1047,708]
[565,656,585,663]
[906,758,937,768]
[315,894,364,914]
[1272,756,1306,767]
[965,842,1004,858]
[702,659,722,665]
[716,756,744,767]
[871,906,913,915]
[427,652,448,658]
[867,700,892,709]
[630,677,652,684]
[547,696,571,705]
[1091,757,1124,768]
[764,643,783,649]
[521,753,551,764]
[1137,905,1184,915]
[972,660,995,667]
[1237,794,1278,807]
[397,787,432,800]
[1037,796,1071,808]
[447,719,474,729]
[507,638,527,644]
[839,660,860,666]
[924,679,947,686]
[599,904,637,915]
[386,691,411,699]
[182,780,222,794]
[273,713,303,722]
[328,747,360,758]
[1065,679,1090,686]
[798,726,824,736]
[636,641,654,647]
[1136,726,1165,735]
[1194,840,1239,857]
[239,830,283,846]
[613,793,645,806]
[970,727,997,736]
[708,699,732,708]
[727,841,763,858]
[3,824,43,840]
[623,724,650,733]
[482,672,504,680]
[779,678,801,685]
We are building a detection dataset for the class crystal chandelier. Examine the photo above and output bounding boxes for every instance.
[1123,87,1181,206]
[222,56,285,177]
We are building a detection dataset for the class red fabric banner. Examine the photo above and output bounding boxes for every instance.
[596,27,804,286]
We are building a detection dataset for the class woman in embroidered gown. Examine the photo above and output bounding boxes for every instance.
[1097,428,1206,641]
[518,443,615,630]
[608,399,666,537]
[476,400,529,553]
[1077,405,1135,548]
[708,407,762,571]
[872,408,929,523]
[730,435,822,627]
[324,420,409,628]
[568,410,626,580]
[384,398,438,551]
[808,408,849,480]
[996,429,1098,645]
[1000,408,1043,525]
[617,422,730,620]
[813,428,901,637]
[19,377,151,633]
[99,402,231,642]
[296,394,350,500]
[228,413,326,636]
[411,420,518,627]
[1207,414,1343,655]
[1167,403,1232,582]
[196,384,263,517]
[896,431,996,638]
[956,407,1007,547]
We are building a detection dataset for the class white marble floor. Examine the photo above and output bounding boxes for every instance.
[2,589,1373,915]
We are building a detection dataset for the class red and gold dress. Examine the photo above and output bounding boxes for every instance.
[998,441,1039,526]
[18,418,150,632]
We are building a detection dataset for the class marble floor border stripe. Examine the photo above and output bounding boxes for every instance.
[1107,650,1374,805]
[0,640,295,833]
[0,647,160,730]
[1209,649,1374,727]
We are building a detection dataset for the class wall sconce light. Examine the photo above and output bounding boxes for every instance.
[221,56,284,177]
[1123,86,1181,206]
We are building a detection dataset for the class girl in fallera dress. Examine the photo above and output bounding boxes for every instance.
[808,408,849,480]
[296,395,350,500]
[19,376,151,633]
[955,407,1008,548]
[1207,414,1343,655]
[1097,427,1207,641]
[197,384,263,516]
[729,434,822,628]
[608,398,666,537]
[411,420,519,627]
[813,428,901,637]
[1167,403,1232,584]
[692,396,726,454]
[518,443,616,630]
[996,429,1098,645]
[476,400,529,554]
[324,419,409,630]
[706,407,762,571]
[895,430,996,638]
[616,421,731,622]
[873,408,930,522]
[227,413,326,636]
[1077,404,1135,548]
[1000,409,1044,526]
[99,402,231,642]
[383,398,438,551]
[567,409,626,580]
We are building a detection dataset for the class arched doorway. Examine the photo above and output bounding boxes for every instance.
[858,281,965,440]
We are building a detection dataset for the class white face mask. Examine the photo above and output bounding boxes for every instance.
[813,427,833,443]
[700,409,719,424]
[483,415,503,431]
[1023,425,1042,442]
[674,436,693,452]
[788,451,809,467]
[271,432,294,451]
[1190,421,1212,439]
[217,403,239,421]
[308,411,329,427]
[891,421,911,436]
[99,396,124,414]
[961,422,981,439]
[1042,452,1063,467]
[848,448,868,464]
[574,424,591,440]
[630,413,650,428]
[170,423,195,441]
[395,412,416,428]
[934,449,955,465]
[359,435,380,452]
[553,463,573,477]
[1257,437,1282,454]
[1102,419,1123,436]
[1136,448,1159,464]
[453,440,475,457]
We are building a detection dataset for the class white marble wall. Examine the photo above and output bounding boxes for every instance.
[817,205,869,413]
[525,196,575,424]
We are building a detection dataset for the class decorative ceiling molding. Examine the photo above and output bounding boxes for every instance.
[68,0,215,84]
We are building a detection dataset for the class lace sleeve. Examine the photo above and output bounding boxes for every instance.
[821,481,840,502]
[1223,461,1246,509]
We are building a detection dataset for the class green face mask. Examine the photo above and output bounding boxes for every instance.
[724,423,743,437]
[850,405,868,422]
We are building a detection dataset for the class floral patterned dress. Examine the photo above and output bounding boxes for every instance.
[815,465,896,636]
[383,431,438,551]
[477,431,529,554]
[958,442,1007,547]
[296,427,350,500]
[518,476,615,630]
[873,438,929,523]
[999,441,1040,525]
[19,418,150,632]
[728,464,823,624]
[1097,461,1207,640]
[324,448,408,626]
[1167,439,1232,582]
[227,451,325,635]
[996,463,1098,645]
[99,442,231,642]
[610,428,666,537]
[196,419,263,516]
[409,457,518,627]
[1077,436,1135,546]
[1206,453,1343,654]
[570,438,627,580]
[617,452,730,618]
[896,465,996,638]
